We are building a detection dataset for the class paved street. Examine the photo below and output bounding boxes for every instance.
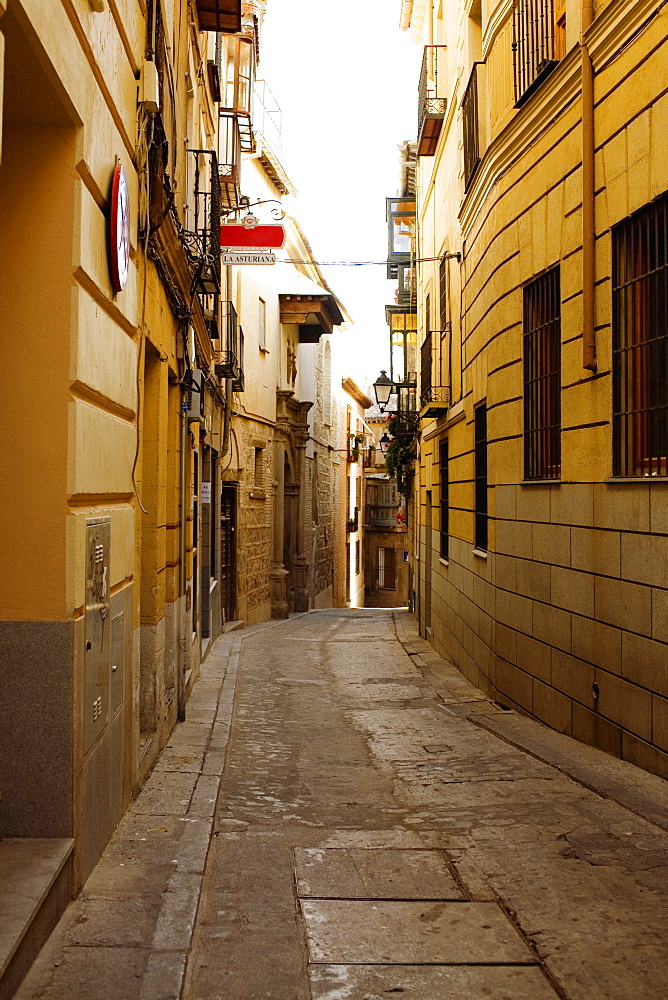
[16,609,668,1000]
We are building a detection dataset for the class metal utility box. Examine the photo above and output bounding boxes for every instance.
[84,518,111,753]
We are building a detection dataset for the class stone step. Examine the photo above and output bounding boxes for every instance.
[0,838,73,1000]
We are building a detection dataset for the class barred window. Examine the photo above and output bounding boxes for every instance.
[613,195,668,478]
[512,0,561,106]
[474,404,488,552]
[439,439,449,560]
[378,547,396,590]
[523,267,561,480]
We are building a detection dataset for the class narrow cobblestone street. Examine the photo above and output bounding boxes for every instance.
[16,610,668,1000]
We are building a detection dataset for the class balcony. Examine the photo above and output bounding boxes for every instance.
[420,330,450,418]
[194,0,241,33]
[512,0,559,106]
[462,63,482,190]
[418,46,447,157]
[220,34,255,153]
[218,114,242,212]
[215,301,243,381]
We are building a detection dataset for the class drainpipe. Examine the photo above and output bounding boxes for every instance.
[177,364,188,722]
[581,0,597,372]
[399,0,413,31]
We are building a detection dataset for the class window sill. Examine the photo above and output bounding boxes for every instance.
[249,488,266,500]
[520,479,559,486]
[439,557,449,567]
[606,477,668,484]
[259,346,270,354]
[472,547,488,559]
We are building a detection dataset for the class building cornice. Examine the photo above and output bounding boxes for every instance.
[482,0,512,62]
[342,378,373,410]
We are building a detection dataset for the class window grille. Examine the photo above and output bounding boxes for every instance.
[613,194,668,477]
[378,547,396,590]
[462,63,481,189]
[439,257,448,331]
[439,439,449,559]
[512,0,558,105]
[421,331,433,408]
[523,266,561,480]
[474,404,488,552]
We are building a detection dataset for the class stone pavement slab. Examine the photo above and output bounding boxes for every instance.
[294,847,465,899]
[308,964,559,1000]
[300,899,536,965]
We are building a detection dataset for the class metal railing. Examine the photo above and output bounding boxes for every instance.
[512,0,557,105]
[215,301,242,380]
[418,45,447,156]
[183,149,221,288]
[462,63,481,189]
[253,79,283,161]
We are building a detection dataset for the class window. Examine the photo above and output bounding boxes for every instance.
[254,447,264,488]
[378,547,396,590]
[474,404,488,552]
[613,194,668,477]
[439,256,448,330]
[523,266,561,480]
[462,63,481,189]
[512,0,562,105]
[439,439,449,559]
[355,540,360,576]
[258,297,266,350]
[421,293,432,407]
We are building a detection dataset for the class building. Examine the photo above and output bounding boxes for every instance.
[363,404,410,608]
[0,0,363,991]
[401,0,668,778]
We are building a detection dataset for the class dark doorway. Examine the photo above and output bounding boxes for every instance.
[220,484,237,624]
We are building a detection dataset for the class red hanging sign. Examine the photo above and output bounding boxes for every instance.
[220,224,285,249]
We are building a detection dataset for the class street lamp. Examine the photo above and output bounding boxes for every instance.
[373,370,393,410]
[379,431,391,454]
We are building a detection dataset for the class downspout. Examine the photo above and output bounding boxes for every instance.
[177,341,189,721]
[399,0,413,31]
[581,0,597,372]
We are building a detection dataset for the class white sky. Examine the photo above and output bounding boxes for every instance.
[257,0,421,390]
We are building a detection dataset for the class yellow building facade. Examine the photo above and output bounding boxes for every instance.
[405,0,668,777]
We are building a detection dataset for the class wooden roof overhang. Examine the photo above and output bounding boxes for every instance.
[194,0,242,33]
[279,293,344,343]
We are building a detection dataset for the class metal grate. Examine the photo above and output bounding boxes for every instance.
[474,404,488,552]
[613,194,668,477]
[523,266,561,480]
[439,439,449,560]
[462,63,481,189]
[420,330,433,408]
[418,46,447,156]
[512,0,557,105]
[378,546,396,590]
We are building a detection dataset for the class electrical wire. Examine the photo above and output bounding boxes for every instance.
[255,253,461,268]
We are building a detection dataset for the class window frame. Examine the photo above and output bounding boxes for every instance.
[523,265,562,481]
[439,439,449,560]
[474,404,488,553]
[612,194,668,478]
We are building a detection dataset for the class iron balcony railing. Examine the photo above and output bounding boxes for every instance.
[218,113,242,212]
[512,0,558,106]
[418,45,447,157]
[183,149,221,291]
[215,301,242,380]
[462,63,482,189]
[420,332,450,415]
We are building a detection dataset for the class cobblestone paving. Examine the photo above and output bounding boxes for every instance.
[16,610,668,1000]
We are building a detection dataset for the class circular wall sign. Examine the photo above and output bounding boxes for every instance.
[109,163,130,293]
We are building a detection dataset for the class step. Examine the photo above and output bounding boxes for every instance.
[0,838,73,1000]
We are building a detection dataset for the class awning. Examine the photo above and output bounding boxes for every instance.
[279,293,344,342]
[194,0,241,33]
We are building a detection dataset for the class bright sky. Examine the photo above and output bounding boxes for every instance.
[258,0,421,389]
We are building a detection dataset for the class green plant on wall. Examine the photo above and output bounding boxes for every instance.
[384,420,412,494]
